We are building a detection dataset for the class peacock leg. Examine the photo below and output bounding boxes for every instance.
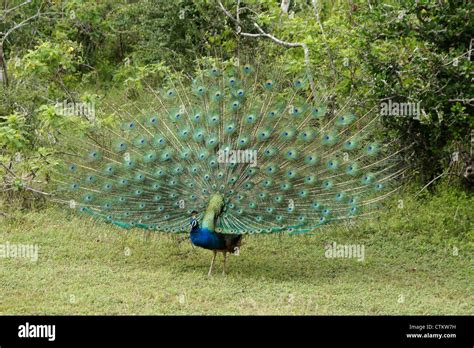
[222,251,227,275]
[208,250,217,276]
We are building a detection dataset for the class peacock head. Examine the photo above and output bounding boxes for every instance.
[191,210,198,219]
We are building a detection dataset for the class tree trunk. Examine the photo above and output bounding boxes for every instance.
[281,0,290,14]
[0,44,9,87]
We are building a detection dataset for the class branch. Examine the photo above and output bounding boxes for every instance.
[218,0,236,22]
[217,0,317,100]
[1,0,32,18]
[236,0,241,28]
[448,98,474,105]
[414,166,450,198]
[24,186,52,196]
[0,162,17,177]
[312,0,337,80]
[251,22,299,46]
[1,8,41,45]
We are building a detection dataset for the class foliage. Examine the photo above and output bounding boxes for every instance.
[358,1,474,179]
[217,0,473,180]
[0,0,472,209]
[112,61,171,97]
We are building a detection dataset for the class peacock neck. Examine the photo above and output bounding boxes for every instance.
[201,193,224,231]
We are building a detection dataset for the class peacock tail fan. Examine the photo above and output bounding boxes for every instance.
[50,58,406,235]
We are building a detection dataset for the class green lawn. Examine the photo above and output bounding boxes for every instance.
[0,188,472,315]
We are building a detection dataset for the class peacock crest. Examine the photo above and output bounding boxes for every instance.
[51,59,404,235]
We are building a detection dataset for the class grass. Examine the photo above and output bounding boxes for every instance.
[0,185,472,315]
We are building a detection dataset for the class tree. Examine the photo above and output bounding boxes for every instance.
[0,0,42,87]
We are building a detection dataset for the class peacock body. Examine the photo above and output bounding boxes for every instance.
[51,59,403,274]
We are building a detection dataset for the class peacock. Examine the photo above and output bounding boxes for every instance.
[50,58,404,275]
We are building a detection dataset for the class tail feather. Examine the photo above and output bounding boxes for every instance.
[50,58,405,234]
